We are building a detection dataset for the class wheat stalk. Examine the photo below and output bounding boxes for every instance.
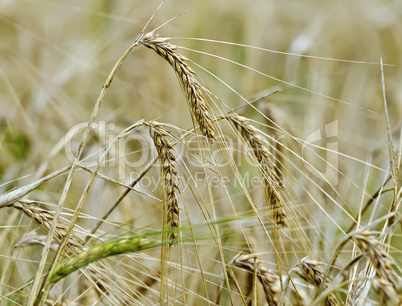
[48,236,156,284]
[44,299,77,306]
[231,254,279,305]
[149,122,180,245]
[229,115,287,227]
[141,32,216,139]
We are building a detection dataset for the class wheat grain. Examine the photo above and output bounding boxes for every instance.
[231,254,279,305]
[229,115,287,227]
[141,32,216,139]
[149,122,180,244]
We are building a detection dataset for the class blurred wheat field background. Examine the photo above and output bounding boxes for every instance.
[0,0,401,305]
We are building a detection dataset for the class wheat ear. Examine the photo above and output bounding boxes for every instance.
[7,202,128,301]
[232,254,279,305]
[49,236,156,284]
[229,115,287,227]
[346,270,365,306]
[372,277,402,306]
[141,32,216,139]
[294,257,339,305]
[149,122,180,244]
[7,201,83,252]
[353,232,400,291]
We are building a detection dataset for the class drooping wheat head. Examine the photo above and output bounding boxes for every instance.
[141,32,216,140]
[6,201,125,301]
[294,257,339,306]
[372,277,401,306]
[8,201,83,252]
[231,254,279,305]
[149,122,180,244]
[353,232,400,292]
[229,115,287,227]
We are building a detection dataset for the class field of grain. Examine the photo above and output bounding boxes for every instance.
[0,1,401,305]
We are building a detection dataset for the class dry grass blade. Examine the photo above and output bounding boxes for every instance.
[380,58,400,227]
[29,31,144,306]
[353,232,401,291]
[0,166,71,209]
[44,299,77,306]
[231,254,279,306]
[149,122,180,245]
[229,115,287,227]
[48,236,156,284]
[294,257,339,306]
[141,32,216,139]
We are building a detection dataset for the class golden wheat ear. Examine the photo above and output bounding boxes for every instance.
[353,232,400,290]
[294,257,339,305]
[229,115,287,227]
[231,254,280,306]
[8,201,83,252]
[141,32,216,140]
[148,121,180,245]
[6,201,131,302]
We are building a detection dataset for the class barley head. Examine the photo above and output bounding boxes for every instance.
[229,115,287,227]
[149,122,180,244]
[353,232,400,290]
[141,32,216,139]
[294,257,339,306]
[232,254,279,305]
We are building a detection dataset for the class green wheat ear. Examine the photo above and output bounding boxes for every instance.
[48,236,157,284]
